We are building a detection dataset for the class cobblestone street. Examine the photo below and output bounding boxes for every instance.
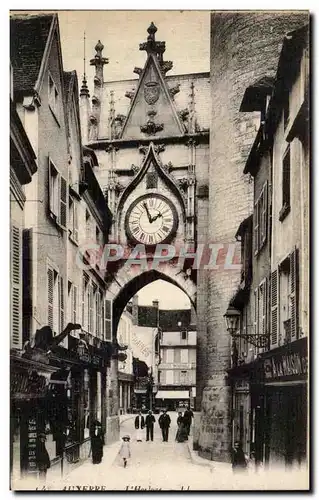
[47,413,228,491]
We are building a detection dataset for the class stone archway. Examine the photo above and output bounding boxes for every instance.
[110,266,196,336]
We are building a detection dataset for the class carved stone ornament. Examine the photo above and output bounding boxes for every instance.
[160,60,173,75]
[163,161,173,173]
[179,108,189,122]
[169,84,180,98]
[131,164,140,175]
[140,120,164,135]
[178,177,189,191]
[144,81,160,105]
[125,90,135,100]
[139,145,148,156]
[154,143,165,154]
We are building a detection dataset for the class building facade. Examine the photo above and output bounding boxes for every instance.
[225,24,309,468]
[198,11,309,463]
[157,329,197,410]
[10,13,115,485]
[117,307,134,414]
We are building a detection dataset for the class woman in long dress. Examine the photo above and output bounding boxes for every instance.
[175,412,188,443]
[91,421,105,464]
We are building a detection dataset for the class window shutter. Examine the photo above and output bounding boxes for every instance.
[74,202,78,242]
[270,269,279,347]
[73,285,77,323]
[59,276,64,334]
[253,202,259,255]
[48,158,53,214]
[11,226,21,348]
[104,299,112,342]
[262,279,268,337]
[88,283,93,333]
[22,228,33,344]
[290,247,299,341]
[261,182,268,247]
[47,267,54,330]
[60,176,67,228]
[253,288,258,336]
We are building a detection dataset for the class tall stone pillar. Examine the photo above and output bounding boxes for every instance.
[199,11,309,462]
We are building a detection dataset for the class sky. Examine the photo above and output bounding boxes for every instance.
[136,280,191,309]
[58,10,210,91]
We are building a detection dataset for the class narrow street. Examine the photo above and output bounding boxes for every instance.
[49,413,231,491]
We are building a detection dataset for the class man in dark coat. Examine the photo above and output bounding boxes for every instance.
[183,406,194,436]
[36,433,50,480]
[159,410,171,442]
[145,410,156,441]
[232,441,247,471]
[91,421,105,464]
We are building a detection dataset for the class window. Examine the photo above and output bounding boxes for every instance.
[68,282,78,324]
[180,371,188,385]
[49,159,67,229]
[283,86,290,128]
[174,349,181,363]
[48,73,60,123]
[47,266,60,336]
[104,299,112,342]
[181,349,188,364]
[82,273,89,330]
[181,330,187,341]
[254,182,268,255]
[253,279,268,351]
[271,248,299,348]
[11,226,21,348]
[68,196,78,243]
[279,146,291,221]
[86,210,91,241]
[146,171,158,189]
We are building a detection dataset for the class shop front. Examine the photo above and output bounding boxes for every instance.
[261,337,308,467]
[227,360,264,464]
[10,335,110,483]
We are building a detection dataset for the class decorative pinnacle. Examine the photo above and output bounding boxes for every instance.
[95,40,104,53]
[90,40,109,67]
[139,22,166,58]
[80,75,90,98]
[147,22,157,38]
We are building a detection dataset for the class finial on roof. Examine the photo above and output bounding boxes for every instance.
[147,22,157,38]
[95,40,104,54]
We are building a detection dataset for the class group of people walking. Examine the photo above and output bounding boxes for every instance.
[134,406,194,443]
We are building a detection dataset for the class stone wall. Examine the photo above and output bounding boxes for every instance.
[198,11,309,462]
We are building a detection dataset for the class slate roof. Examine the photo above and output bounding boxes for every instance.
[10,14,54,95]
[137,306,193,331]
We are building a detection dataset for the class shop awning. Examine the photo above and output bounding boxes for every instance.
[155,390,189,399]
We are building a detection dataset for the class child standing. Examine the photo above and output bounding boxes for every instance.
[120,435,131,468]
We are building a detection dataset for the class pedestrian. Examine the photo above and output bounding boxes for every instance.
[183,405,194,437]
[175,412,188,443]
[231,441,248,471]
[134,411,145,442]
[36,433,50,481]
[120,435,131,468]
[145,410,156,441]
[158,409,171,442]
[91,420,105,464]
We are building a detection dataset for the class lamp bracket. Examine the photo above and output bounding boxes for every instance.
[231,333,269,349]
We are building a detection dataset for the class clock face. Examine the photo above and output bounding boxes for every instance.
[125,194,178,245]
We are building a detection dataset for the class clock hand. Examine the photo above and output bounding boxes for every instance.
[150,212,162,223]
[143,202,152,223]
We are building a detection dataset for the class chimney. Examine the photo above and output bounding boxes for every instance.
[152,299,159,309]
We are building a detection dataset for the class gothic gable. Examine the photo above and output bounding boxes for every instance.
[120,26,185,140]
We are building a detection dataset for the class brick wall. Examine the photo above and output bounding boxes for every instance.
[198,11,309,462]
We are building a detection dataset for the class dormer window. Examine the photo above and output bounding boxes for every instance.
[48,73,60,124]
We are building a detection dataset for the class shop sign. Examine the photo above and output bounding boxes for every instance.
[264,351,308,380]
[26,416,37,473]
[11,370,48,399]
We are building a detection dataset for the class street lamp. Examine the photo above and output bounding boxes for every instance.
[223,306,241,336]
[224,305,269,348]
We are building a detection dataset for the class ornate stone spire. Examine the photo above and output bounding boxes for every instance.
[90,40,109,85]
[80,32,90,97]
[139,23,173,75]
